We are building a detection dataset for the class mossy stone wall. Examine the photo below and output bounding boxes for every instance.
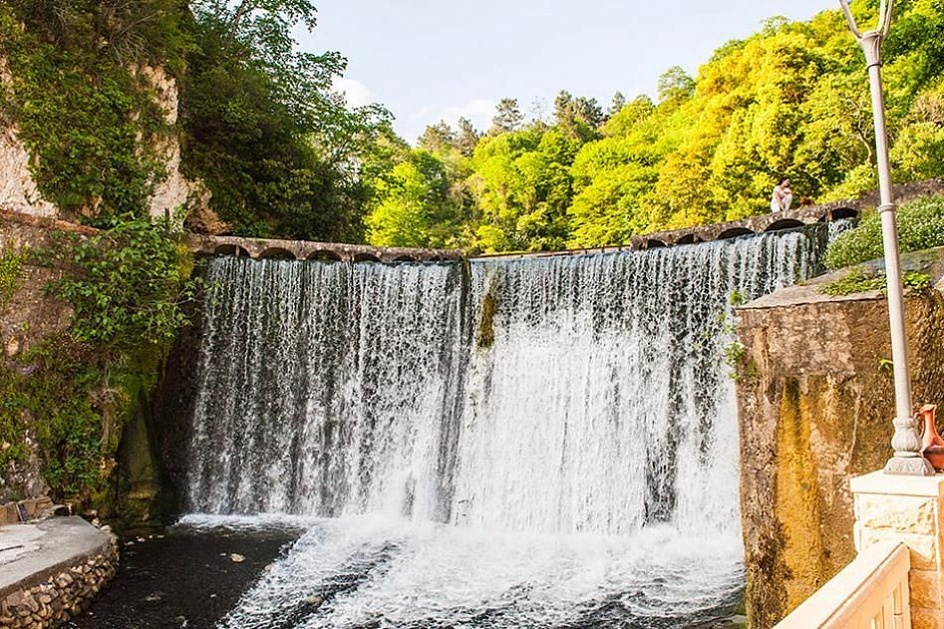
[736,278,944,628]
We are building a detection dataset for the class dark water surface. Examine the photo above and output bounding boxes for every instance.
[65,524,302,629]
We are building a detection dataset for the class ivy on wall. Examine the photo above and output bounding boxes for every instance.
[0,218,197,505]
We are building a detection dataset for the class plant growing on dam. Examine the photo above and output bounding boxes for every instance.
[821,268,932,296]
[825,195,944,269]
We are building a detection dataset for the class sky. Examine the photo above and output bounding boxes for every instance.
[298,0,839,144]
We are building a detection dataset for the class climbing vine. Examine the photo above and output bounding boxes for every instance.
[0,251,23,309]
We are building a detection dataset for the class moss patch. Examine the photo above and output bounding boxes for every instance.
[477,281,499,349]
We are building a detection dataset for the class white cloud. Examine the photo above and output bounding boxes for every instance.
[331,77,372,108]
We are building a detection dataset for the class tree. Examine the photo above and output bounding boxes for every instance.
[491,98,524,134]
[364,150,469,248]
[553,90,603,140]
[456,117,481,157]
[609,91,627,117]
[418,121,457,154]
[468,127,579,252]
[180,0,390,241]
[657,66,695,105]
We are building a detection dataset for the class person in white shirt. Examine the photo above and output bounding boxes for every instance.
[770,178,793,212]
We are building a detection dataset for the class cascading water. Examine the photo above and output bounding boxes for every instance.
[183,226,828,628]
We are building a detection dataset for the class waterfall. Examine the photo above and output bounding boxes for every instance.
[186,261,468,520]
[183,226,827,628]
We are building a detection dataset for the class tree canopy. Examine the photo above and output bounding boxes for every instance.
[5,1,944,252]
[365,0,944,253]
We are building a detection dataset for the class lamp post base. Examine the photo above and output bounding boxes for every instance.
[884,455,936,476]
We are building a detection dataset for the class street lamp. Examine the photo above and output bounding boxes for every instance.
[839,0,934,476]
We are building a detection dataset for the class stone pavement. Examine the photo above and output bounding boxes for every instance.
[0,517,117,627]
[0,517,111,594]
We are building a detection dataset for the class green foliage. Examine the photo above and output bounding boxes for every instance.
[181,0,391,241]
[15,342,104,495]
[0,366,29,470]
[0,334,165,498]
[49,217,197,354]
[365,150,472,248]
[825,195,944,269]
[0,252,23,309]
[820,268,932,296]
[0,1,186,222]
[1,217,195,502]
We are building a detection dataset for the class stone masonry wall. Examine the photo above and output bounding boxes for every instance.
[851,473,944,629]
[0,534,117,628]
[735,262,944,628]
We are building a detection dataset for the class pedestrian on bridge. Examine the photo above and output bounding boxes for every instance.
[770,178,793,212]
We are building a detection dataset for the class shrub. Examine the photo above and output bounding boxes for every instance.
[825,195,944,269]
[49,216,197,355]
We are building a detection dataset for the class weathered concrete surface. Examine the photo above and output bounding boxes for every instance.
[0,518,111,592]
[735,251,944,628]
[0,517,117,628]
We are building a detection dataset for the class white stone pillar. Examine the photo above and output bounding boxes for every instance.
[852,471,944,629]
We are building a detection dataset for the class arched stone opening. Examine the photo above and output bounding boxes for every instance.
[645,239,667,249]
[675,234,700,245]
[716,227,755,241]
[258,247,296,260]
[392,255,417,262]
[353,252,381,263]
[830,207,860,220]
[764,219,805,233]
[214,244,250,258]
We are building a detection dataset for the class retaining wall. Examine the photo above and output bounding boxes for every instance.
[0,517,117,628]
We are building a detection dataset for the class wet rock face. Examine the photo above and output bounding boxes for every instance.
[0,536,118,628]
[735,285,944,628]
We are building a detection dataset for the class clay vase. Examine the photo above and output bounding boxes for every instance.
[920,404,944,471]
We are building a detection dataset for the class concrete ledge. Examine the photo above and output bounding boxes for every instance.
[0,517,117,627]
[851,470,944,499]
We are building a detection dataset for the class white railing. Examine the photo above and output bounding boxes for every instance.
[774,541,911,629]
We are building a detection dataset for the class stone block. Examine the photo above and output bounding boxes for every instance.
[857,494,937,535]
[912,569,944,611]
[858,527,939,570]
[914,607,944,629]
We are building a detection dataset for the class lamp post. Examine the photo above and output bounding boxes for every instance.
[839,0,934,476]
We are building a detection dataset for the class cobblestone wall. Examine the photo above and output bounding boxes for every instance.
[0,533,117,628]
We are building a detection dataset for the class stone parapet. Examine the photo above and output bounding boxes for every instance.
[0,518,117,629]
[852,472,944,629]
